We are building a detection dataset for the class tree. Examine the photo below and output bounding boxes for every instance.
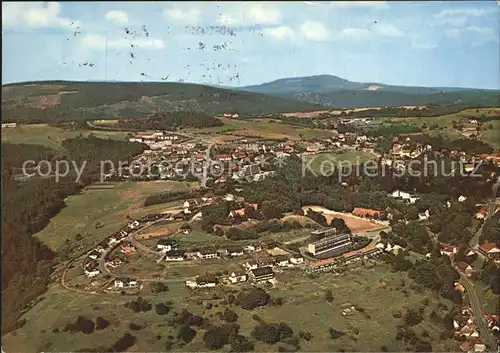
[222,308,239,323]
[230,335,254,352]
[155,303,170,315]
[325,290,333,302]
[178,325,197,343]
[236,288,270,310]
[95,317,110,330]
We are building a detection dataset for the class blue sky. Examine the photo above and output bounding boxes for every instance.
[2,1,499,89]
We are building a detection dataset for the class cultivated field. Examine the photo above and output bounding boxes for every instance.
[1,124,131,150]
[2,263,458,353]
[35,181,198,256]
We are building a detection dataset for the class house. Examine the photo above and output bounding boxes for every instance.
[456,262,475,277]
[478,241,500,263]
[107,236,118,245]
[224,194,235,201]
[275,255,290,267]
[229,209,246,218]
[197,248,219,260]
[156,239,179,253]
[186,275,218,289]
[418,209,430,221]
[243,260,259,270]
[84,267,100,278]
[1,122,17,129]
[290,255,304,265]
[244,244,262,253]
[475,209,487,219]
[88,250,101,260]
[228,271,247,284]
[458,195,467,202]
[114,278,139,289]
[164,250,186,261]
[227,245,245,257]
[440,245,457,257]
[454,282,466,294]
[248,266,275,283]
[215,154,232,161]
[120,242,136,254]
[460,342,472,352]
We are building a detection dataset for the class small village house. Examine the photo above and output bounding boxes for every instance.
[228,271,247,284]
[156,239,178,253]
[114,278,139,289]
[197,248,219,260]
[248,266,275,283]
[290,255,305,265]
[456,262,475,277]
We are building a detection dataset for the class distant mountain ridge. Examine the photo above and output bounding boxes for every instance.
[237,74,500,108]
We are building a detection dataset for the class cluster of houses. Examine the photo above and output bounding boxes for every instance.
[454,306,499,352]
[82,214,164,278]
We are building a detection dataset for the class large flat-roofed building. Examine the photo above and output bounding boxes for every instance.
[308,232,352,257]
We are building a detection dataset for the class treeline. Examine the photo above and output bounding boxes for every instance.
[144,190,196,207]
[342,105,480,118]
[117,111,223,130]
[409,134,494,155]
[365,124,422,138]
[1,136,147,334]
[2,143,56,170]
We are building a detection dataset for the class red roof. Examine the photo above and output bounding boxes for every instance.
[479,241,498,253]
[456,261,472,272]
[215,154,231,159]
[194,153,203,160]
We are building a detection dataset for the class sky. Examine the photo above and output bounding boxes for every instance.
[2,1,500,89]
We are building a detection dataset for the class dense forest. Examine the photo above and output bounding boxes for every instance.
[1,136,147,334]
[117,111,223,130]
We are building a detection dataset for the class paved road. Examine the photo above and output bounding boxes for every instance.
[458,273,498,350]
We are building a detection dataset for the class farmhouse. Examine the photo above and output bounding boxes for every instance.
[248,266,275,283]
[478,241,500,263]
[227,245,245,257]
[120,242,136,254]
[1,122,17,129]
[275,255,290,267]
[244,244,263,253]
[186,275,218,289]
[440,244,457,257]
[456,262,475,277]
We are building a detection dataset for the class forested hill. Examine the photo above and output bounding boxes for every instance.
[1,81,325,123]
[1,136,147,335]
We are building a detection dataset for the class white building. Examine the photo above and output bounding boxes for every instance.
[290,255,304,265]
[84,268,100,278]
[114,278,138,288]
[228,272,247,284]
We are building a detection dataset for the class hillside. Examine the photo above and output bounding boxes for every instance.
[1,81,325,123]
[238,75,500,108]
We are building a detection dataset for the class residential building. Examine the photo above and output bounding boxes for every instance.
[114,278,139,289]
[290,255,305,265]
[306,258,336,273]
[275,255,290,267]
[84,267,100,278]
[307,233,352,257]
[227,245,245,257]
[456,262,475,277]
[120,242,136,254]
[186,275,218,289]
[248,266,275,283]
[88,250,101,260]
[156,239,179,253]
[197,248,219,259]
[228,271,247,284]
[478,241,500,263]
[1,122,17,129]
[164,250,185,261]
[244,244,262,253]
[440,245,457,257]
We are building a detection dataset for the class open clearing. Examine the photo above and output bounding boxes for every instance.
[35,181,198,256]
[1,124,131,150]
[3,263,457,353]
[188,117,336,141]
[302,205,385,233]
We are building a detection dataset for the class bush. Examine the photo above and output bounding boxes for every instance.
[124,297,152,313]
[230,335,255,352]
[328,327,345,339]
[299,331,312,341]
[64,316,95,334]
[325,290,333,302]
[151,282,169,293]
[95,317,110,330]
[129,323,143,331]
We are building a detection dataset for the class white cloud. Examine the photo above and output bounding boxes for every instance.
[217,4,282,26]
[433,8,492,26]
[164,7,201,25]
[375,24,405,37]
[81,33,165,51]
[328,1,389,10]
[339,24,404,39]
[105,10,128,24]
[445,26,499,45]
[2,2,80,30]
[300,21,331,41]
[262,26,295,40]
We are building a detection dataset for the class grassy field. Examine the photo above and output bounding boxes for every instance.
[481,120,500,151]
[302,150,376,175]
[188,117,336,141]
[35,181,198,256]
[2,263,458,353]
[1,124,131,150]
